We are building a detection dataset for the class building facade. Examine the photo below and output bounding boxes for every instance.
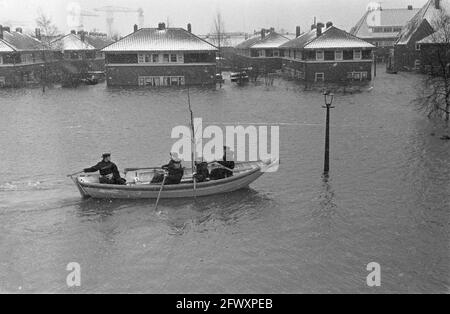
[102,24,218,87]
[0,26,48,87]
[280,23,375,85]
[235,29,291,73]
[350,5,419,62]
[391,0,450,72]
[417,29,450,75]
[51,31,112,84]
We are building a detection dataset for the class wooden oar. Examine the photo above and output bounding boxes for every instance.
[154,172,167,211]
[67,171,83,178]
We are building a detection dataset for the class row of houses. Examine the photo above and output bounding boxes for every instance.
[0,26,112,87]
[235,23,375,84]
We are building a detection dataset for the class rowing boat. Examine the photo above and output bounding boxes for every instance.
[70,159,277,199]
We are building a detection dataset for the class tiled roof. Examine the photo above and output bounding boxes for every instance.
[0,40,14,52]
[234,35,261,49]
[51,34,96,51]
[251,32,290,49]
[84,36,114,50]
[281,27,374,50]
[1,31,44,51]
[102,28,217,52]
[418,27,450,43]
[280,29,317,49]
[351,8,419,39]
[397,0,450,45]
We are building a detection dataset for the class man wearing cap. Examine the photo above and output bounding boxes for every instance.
[152,152,184,185]
[84,153,126,185]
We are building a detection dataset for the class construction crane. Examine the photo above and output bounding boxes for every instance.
[94,6,144,38]
[66,3,99,31]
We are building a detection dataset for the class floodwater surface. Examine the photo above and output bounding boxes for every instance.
[0,69,449,293]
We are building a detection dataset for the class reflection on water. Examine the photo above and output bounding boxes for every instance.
[0,69,449,293]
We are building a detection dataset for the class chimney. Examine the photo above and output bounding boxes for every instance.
[326,22,333,29]
[134,24,138,32]
[35,28,41,40]
[261,28,266,40]
[158,22,166,30]
[296,26,301,38]
[311,24,317,31]
[269,27,275,33]
[316,22,324,37]
[71,30,76,35]
[187,23,192,33]
[80,31,85,42]
[0,25,3,40]
[407,5,413,10]
[4,26,10,33]
[16,27,22,33]
[435,0,440,9]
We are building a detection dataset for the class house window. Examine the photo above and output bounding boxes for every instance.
[0,76,5,86]
[414,59,421,69]
[315,72,325,82]
[138,76,185,87]
[415,43,421,51]
[362,50,372,59]
[0,55,3,65]
[347,71,368,81]
[316,50,324,61]
[258,50,265,57]
[324,50,335,61]
[170,54,177,62]
[138,54,145,63]
[353,50,362,60]
[343,50,353,60]
[335,50,343,60]
[163,54,170,63]
[273,50,279,57]
[152,54,159,63]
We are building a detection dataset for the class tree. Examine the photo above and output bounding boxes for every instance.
[417,11,450,123]
[36,11,60,91]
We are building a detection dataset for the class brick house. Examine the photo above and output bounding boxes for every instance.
[280,23,375,84]
[0,26,47,87]
[390,0,450,72]
[350,4,418,62]
[417,28,450,75]
[51,31,113,83]
[235,29,291,73]
[101,23,218,87]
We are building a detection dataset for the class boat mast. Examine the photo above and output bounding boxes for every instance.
[187,88,197,192]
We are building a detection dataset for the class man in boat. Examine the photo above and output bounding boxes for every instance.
[84,153,126,185]
[210,146,235,180]
[151,153,184,185]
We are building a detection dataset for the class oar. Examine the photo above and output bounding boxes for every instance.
[67,171,83,178]
[154,172,167,211]
[210,162,234,173]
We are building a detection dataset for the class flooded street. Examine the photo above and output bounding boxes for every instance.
[0,68,449,293]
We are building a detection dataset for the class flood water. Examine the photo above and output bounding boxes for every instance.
[0,68,449,293]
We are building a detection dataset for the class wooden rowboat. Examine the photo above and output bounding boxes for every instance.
[71,159,277,199]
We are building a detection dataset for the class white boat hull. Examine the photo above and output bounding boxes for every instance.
[72,160,276,199]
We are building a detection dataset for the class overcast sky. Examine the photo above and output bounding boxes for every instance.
[0,0,428,35]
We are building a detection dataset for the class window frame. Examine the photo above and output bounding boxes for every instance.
[316,50,324,61]
[315,72,325,82]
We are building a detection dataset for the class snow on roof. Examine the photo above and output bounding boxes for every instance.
[0,39,14,52]
[1,30,44,51]
[397,0,450,45]
[102,28,217,52]
[281,27,374,50]
[235,35,262,49]
[51,34,96,51]
[251,32,290,49]
[351,8,419,39]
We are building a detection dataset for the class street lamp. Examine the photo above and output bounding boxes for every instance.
[322,91,335,175]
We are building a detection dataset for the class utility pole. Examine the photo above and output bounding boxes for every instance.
[322,91,335,175]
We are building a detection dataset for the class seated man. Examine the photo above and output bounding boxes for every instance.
[151,153,184,185]
[210,146,235,181]
[194,161,210,183]
[84,153,126,185]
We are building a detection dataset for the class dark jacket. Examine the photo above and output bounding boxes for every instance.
[84,161,121,179]
[162,160,184,185]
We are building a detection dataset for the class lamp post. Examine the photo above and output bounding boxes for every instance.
[323,91,335,175]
